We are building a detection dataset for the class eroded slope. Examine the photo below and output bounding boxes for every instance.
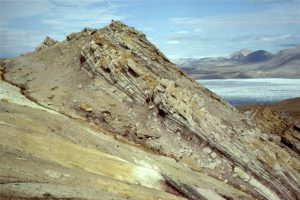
[1,21,300,199]
[0,79,250,200]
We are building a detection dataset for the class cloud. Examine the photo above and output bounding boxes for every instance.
[171,17,300,25]
[170,1,300,26]
[0,0,128,57]
[166,40,180,44]
[166,1,300,56]
[41,2,125,27]
[193,28,203,33]
[1,0,126,28]
[260,34,292,42]
[0,0,53,21]
[174,30,189,34]
[0,28,46,57]
[166,33,211,43]
[279,43,300,48]
[141,27,155,31]
[231,33,300,43]
[48,0,104,7]
[250,0,297,4]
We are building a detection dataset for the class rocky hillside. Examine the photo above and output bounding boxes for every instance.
[239,103,300,154]
[238,97,300,122]
[175,46,300,79]
[1,21,299,200]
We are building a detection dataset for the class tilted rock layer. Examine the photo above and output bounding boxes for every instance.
[243,105,300,156]
[1,21,299,199]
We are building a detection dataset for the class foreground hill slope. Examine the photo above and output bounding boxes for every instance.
[1,21,299,199]
[176,46,300,79]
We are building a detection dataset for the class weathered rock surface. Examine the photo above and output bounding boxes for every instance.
[1,21,299,199]
[241,105,300,155]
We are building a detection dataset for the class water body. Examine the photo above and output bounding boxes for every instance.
[198,79,300,106]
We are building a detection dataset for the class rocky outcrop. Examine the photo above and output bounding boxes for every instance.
[79,21,300,199]
[243,106,300,154]
[35,36,58,52]
[1,21,300,199]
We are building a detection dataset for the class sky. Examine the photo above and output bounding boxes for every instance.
[0,0,300,58]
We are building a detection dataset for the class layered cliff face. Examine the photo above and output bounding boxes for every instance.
[242,105,300,155]
[1,21,299,200]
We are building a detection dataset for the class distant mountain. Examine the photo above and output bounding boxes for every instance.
[171,58,197,65]
[242,50,273,63]
[175,46,300,79]
[230,49,252,60]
